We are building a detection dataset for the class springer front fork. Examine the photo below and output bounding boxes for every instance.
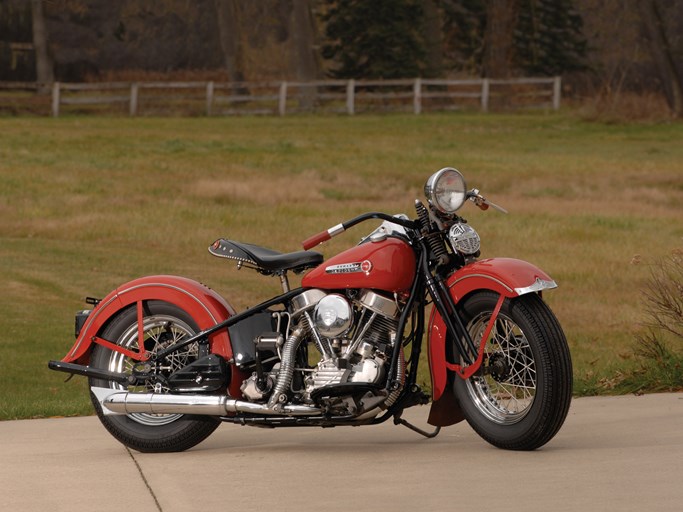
[420,245,505,380]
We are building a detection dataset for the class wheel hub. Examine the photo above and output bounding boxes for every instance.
[486,353,510,381]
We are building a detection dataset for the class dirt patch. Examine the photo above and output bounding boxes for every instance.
[192,170,327,205]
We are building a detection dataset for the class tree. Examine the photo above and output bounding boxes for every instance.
[514,0,588,76]
[481,0,518,77]
[638,0,683,117]
[214,0,246,83]
[31,0,53,92]
[320,0,426,79]
[290,0,320,108]
[290,0,319,81]
[421,0,445,77]
[440,0,487,75]
[31,0,55,93]
[0,0,33,82]
[441,0,587,78]
[440,0,522,77]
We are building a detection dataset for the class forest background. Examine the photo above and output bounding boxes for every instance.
[1,0,683,119]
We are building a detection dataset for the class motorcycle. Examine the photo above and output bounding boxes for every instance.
[49,168,572,452]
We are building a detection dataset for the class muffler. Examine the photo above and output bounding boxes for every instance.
[90,387,322,417]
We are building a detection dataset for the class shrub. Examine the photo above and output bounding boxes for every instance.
[627,249,683,393]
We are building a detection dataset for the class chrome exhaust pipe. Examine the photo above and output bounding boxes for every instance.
[91,387,322,417]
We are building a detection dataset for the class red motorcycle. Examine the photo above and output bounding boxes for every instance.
[49,168,572,452]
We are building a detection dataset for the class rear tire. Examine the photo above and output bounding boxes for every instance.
[89,301,220,453]
[453,291,572,450]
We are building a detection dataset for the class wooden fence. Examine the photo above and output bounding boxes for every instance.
[1,77,562,117]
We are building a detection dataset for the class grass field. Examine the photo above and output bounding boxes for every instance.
[1,113,682,420]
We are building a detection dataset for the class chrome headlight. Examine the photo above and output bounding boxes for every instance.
[449,222,480,255]
[424,168,467,214]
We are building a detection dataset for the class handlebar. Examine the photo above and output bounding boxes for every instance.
[302,212,418,250]
[467,189,508,214]
[301,193,507,250]
[302,230,335,250]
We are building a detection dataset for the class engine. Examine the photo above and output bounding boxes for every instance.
[239,288,404,416]
[304,290,398,395]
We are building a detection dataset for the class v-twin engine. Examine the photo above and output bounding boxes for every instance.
[305,312,398,393]
[301,289,404,412]
[240,288,405,417]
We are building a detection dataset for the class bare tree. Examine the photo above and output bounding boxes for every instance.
[482,0,518,78]
[638,0,683,117]
[289,0,319,109]
[214,0,246,83]
[290,0,318,81]
[31,0,53,93]
[422,0,445,77]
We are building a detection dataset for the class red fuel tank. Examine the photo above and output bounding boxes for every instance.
[302,237,416,293]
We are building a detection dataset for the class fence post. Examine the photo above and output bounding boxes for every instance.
[51,81,60,117]
[206,81,214,116]
[129,83,139,116]
[413,78,422,115]
[552,76,561,110]
[346,79,355,115]
[481,78,490,113]
[278,82,288,116]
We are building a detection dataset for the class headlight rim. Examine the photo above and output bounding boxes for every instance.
[424,167,468,214]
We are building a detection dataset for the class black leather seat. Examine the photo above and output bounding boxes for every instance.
[209,238,323,272]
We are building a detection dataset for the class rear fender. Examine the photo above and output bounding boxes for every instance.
[427,258,556,426]
[61,275,236,365]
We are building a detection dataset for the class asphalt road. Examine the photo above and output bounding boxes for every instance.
[1,393,681,512]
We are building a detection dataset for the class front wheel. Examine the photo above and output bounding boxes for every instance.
[89,301,221,453]
[453,291,572,450]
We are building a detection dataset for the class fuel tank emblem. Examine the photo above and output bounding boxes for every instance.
[325,260,373,275]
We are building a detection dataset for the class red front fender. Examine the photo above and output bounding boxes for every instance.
[61,275,236,365]
[428,258,556,408]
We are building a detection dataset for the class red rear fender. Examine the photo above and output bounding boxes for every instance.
[61,275,236,365]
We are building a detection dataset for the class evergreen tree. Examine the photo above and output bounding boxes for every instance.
[440,0,486,75]
[320,0,426,79]
[514,0,587,76]
[440,0,587,77]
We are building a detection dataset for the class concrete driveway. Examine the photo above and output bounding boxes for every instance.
[1,393,681,512]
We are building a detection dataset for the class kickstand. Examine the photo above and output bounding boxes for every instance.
[394,412,441,439]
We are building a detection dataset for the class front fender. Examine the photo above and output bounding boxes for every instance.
[61,275,236,365]
[427,258,556,425]
[444,257,556,302]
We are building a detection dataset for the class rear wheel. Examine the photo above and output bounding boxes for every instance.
[453,291,572,450]
[89,301,220,453]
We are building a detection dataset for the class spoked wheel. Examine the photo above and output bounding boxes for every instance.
[453,291,572,450]
[89,301,220,453]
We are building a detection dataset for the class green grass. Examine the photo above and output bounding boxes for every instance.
[1,113,682,419]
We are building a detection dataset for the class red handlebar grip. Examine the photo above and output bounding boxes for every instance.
[302,231,331,250]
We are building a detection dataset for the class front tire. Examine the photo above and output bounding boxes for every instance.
[453,291,572,450]
[89,301,220,453]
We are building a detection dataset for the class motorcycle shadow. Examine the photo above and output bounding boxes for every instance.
[188,421,478,455]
